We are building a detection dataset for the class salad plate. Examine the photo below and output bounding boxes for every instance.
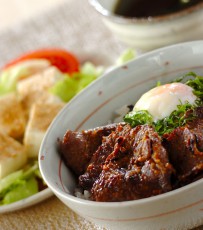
[0,188,53,214]
[0,47,133,214]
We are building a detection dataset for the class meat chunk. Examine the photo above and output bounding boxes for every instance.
[79,125,126,190]
[59,106,203,202]
[59,123,119,175]
[80,124,173,201]
[186,107,203,133]
[163,108,203,187]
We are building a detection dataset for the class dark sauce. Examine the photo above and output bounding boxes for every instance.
[114,0,203,18]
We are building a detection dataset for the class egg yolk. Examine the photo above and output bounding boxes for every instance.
[133,82,197,122]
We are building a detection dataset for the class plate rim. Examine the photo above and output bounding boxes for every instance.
[0,188,53,214]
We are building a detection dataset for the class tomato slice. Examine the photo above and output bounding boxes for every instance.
[2,48,80,74]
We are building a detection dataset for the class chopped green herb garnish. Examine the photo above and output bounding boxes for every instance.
[124,110,153,127]
[124,102,197,135]
[123,72,203,135]
[172,72,203,100]
[154,102,196,135]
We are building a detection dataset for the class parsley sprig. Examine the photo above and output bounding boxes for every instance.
[124,110,153,127]
[154,102,195,135]
[123,102,195,136]
[172,72,203,100]
[123,72,203,135]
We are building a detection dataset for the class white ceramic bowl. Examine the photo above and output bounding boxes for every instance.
[89,0,203,51]
[39,41,203,230]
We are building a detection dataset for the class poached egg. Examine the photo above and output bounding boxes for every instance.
[133,82,197,122]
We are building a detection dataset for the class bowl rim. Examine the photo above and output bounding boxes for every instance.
[89,0,203,23]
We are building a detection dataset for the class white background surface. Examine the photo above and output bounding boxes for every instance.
[0,0,125,67]
[0,0,67,30]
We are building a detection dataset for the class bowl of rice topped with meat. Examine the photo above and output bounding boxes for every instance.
[39,41,203,230]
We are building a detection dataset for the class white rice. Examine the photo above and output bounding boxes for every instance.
[75,188,92,200]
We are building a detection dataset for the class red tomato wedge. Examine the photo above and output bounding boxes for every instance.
[2,48,80,74]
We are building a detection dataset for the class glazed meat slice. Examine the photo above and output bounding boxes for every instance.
[186,107,203,131]
[79,124,129,190]
[80,124,173,202]
[163,107,203,187]
[59,123,119,175]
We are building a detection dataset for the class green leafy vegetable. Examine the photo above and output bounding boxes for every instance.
[0,170,24,195]
[186,76,203,100]
[50,49,136,102]
[2,177,38,205]
[0,62,41,96]
[124,102,196,136]
[115,48,136,66]
[124,110,153,127]
[0,161,42,205]
[124,72,203,135]
[172,72,203,100]
[0,70,19,96]
[154,102,195,135]
[49,62,104,102]
[49,76,79,102]
[80,62,104,78]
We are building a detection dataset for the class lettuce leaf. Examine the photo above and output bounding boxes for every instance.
[49,51,136,103]
[2,177,38,205]
[0,161,41,205]
[115,48,136,66]
[0,59,50,96]
[49,62,104,102]
[0,170,24,195]
[0,70,20,96]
